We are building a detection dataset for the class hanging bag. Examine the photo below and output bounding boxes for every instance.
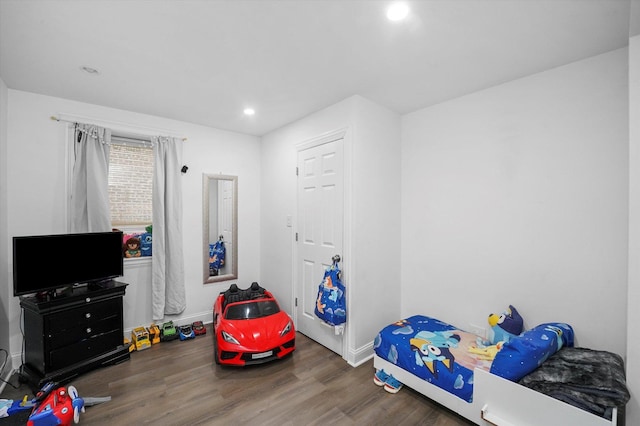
[314,257,346,326]
[209,239,226,272]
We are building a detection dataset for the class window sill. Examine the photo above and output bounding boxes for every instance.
[124,257,152,268]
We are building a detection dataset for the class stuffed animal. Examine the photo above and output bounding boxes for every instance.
[487,305,523,345]
[123,236,141,258]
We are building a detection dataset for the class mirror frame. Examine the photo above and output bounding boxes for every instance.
[203,173,238,284]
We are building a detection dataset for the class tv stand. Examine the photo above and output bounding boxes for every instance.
[19,280,130,390]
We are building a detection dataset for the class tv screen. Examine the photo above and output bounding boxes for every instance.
[13,231,124,296]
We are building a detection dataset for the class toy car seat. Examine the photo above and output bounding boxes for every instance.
[224,284,242,308]
[249,282,265,299]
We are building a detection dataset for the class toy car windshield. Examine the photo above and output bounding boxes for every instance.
[225,300,280,320]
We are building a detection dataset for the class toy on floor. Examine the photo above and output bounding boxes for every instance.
[148,323,161,344]
[160,321,179,341]
[131,326,151,351]
[192,320,206,336]
[1,382,111,425]
[179,324,195,341]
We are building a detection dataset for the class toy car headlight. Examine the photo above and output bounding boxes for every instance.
[221,330,240,345]
[280,321,292,337]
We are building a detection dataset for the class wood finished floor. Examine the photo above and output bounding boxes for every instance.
[3,328,474,425]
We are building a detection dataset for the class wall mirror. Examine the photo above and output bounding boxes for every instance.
[203,174,238,284]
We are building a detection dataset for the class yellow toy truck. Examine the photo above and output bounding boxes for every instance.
[148,323,161,345]
[131,326,151,351]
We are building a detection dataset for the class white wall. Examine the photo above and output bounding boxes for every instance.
[261,95,401,365]
[627,33,640,426]
[0,76,9,379]
[401,49,629,354]
[5,90,261,368]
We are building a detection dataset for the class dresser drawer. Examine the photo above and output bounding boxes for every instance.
[48,315,121,350]
[48,329,122,371]
[47,299,120,334]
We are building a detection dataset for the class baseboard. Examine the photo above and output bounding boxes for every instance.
[0,368,15,395]
[346,341,374,367]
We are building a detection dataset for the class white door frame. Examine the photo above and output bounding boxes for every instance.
[293,127,352,360]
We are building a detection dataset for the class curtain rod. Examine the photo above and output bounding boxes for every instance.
[50,115,188,141]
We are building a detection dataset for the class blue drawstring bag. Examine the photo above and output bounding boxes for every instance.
[314,260,346,326]
[209,240,226,271]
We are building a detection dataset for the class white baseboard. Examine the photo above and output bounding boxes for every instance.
[346,341,374,367]
[0,368,15,396]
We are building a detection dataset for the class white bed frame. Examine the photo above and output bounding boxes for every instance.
[374,355,617,426]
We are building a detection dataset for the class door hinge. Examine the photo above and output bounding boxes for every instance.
[296,167,299,176]
[295,297,298,307]
[295,232,298,242]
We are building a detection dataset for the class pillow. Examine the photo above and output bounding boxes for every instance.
[490,322,574,381]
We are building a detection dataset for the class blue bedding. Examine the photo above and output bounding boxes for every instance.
[374,315,492,402]
[374,315,574,402]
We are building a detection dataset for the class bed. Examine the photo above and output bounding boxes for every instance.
[373,315,625,426]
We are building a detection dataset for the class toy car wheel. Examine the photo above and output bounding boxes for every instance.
[213,329,221,365]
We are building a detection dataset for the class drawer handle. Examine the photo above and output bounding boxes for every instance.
[85,297,91,303]
[86,328,92,334]
[85,313,91,319]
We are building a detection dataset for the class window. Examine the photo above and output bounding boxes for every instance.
[108,140,154,259]
[108,142,153,226]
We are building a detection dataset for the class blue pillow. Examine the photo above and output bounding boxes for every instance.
[490,322,574,382]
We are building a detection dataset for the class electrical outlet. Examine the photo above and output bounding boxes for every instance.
[469,323,487,339]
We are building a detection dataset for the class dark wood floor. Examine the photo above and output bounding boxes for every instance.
[2,327,474,425]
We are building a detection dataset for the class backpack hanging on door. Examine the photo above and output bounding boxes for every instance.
[314,257,346,326]
[209,238,226,274]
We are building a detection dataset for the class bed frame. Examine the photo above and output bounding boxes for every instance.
[374,355,617,426]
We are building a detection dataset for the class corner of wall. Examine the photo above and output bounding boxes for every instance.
[0,76,10,367]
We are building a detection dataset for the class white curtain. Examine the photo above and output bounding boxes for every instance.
[152,136,186,320]
[70,124,111,233]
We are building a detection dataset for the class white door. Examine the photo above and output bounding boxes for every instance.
[218,180,234,273]
[296,137,344,355]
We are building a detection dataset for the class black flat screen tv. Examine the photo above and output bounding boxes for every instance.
[13,231,124,296]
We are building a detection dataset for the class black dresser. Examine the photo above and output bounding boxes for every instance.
[19,280,130,389]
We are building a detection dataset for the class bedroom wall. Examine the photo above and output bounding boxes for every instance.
[627,32,640,426]
[5,89,261,369]
[0,76,10,382]
[260,95,401,365]
[400,49,629,354]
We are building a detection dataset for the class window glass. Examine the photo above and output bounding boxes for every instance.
[108,143,153,225]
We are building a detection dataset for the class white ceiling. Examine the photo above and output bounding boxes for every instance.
[0,0,632,136]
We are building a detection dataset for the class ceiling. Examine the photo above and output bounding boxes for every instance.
[0,0,632,136]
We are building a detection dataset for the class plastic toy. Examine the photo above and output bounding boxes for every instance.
[27,385,85,426]
[192,320,206,336]
[213,282,295,366]
[123,337,135,352]
[160,321,178,341]
[1,382,110,425]
[179,324,195,341]
[131,326,151,351]
[148,323,161,344]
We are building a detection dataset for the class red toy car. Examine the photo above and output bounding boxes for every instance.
[192,320,206,336]
[213,282,295,366]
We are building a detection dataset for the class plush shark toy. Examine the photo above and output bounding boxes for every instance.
[487,305,523,345]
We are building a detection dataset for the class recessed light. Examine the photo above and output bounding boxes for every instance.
[80,66,100,75]
[387,2,409,21]
[243,108,255,116]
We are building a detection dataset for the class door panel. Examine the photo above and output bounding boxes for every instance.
[296,138,344,355]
